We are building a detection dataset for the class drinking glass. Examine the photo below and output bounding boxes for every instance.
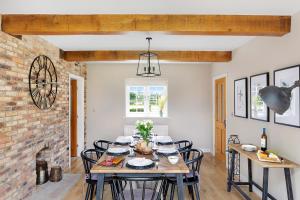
[152,133,158,151]
[128,136,135,157]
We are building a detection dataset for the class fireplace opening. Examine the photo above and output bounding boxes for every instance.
[36,144,50,185]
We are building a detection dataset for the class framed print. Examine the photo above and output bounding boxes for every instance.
[234,78,248,118]
[250,73,270,121]
[274,65,300,128]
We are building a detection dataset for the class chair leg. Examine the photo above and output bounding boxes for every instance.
[110,183,114,200]
[188,185,194,200]
[118,181,125,200]
[112,180,120,200]
[90,185,94,200]
[85,184,91,200]
[170,184,175,200]
[163,181,169,200]
[156,180,164,200]
[194,183,200,200]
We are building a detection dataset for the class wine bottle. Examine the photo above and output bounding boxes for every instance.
[261,128,267,152]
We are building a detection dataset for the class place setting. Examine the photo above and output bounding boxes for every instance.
[114,136,133,145]
[125,157,156,170]
[156,146,178,156]
[155,136,173,145]
[106,147,130,156]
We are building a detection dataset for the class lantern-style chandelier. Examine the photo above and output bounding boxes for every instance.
[136,37,161,77]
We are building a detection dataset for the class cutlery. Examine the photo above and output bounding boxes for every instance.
[121,160,126,168]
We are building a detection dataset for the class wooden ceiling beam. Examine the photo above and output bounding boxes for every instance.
[1,14,290,36]
[61,50,232,62]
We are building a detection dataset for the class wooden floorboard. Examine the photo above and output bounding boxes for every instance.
[63,154,259,200]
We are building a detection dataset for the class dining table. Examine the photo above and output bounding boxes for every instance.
[90,136,190,200]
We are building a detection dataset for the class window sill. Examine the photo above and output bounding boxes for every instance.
[124,116,169,119]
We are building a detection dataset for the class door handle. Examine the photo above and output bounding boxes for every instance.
[223,120,226,128]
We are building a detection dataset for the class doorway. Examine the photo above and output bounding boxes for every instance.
[69,74,85,167]
[70,80,78,157]
[214,77,227,160]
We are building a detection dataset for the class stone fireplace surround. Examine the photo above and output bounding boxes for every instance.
[0,29,86,200]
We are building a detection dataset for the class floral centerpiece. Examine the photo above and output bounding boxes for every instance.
[135,120,154,154]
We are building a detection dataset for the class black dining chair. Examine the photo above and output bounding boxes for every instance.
[174,140,193,153]
[112,176,164,200]
[81,149,116,200]
[162,149,204,200]
[93,139,113,151]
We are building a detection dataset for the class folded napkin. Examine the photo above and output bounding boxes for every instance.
[156,136,172,143]
[116,136,132,143]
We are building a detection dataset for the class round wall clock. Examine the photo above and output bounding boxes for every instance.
[29,55,58,110]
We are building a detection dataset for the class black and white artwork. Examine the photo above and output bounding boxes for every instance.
[250,73,269,121]
[274,65,300,128]
[234,78,248,118]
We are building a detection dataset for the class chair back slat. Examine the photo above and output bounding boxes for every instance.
[180,148,204,173]
[93,140,113,151]
[174,140,193,154]
[80,149,104,178]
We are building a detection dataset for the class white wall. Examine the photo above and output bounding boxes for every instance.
[87,63,212,151]
[212,11,300,200]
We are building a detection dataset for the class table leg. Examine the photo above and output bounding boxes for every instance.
[176,174,185,200]
[248,159,253,192]
[96,174,105,200]
[284,168,294,200]
[262,168,269,200]
[227,149,236,192]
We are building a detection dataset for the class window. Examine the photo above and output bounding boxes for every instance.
[126,79,168,118]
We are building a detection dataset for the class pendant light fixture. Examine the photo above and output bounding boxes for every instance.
[136,37,161,77]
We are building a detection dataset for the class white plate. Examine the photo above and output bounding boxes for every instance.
[157,147,177,154]
[241,144,257,152]
[107,147,129,154]
[127,158,153,167]
[116,136,132,144]
[156,136,172,143]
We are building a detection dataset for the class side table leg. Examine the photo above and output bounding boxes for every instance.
[227,149,236,192]
[262,168,269,200]
[284,168,294,200]
[248,159,253,192]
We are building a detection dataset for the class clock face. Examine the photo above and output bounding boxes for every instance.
[29,55,58,110]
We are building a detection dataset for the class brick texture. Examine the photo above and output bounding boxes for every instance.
[0,31,87,200]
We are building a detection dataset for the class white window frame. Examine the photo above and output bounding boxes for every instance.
[125,78,168,118]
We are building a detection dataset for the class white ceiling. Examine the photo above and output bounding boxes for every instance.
[1,0,300,63]
[41,34,254,51]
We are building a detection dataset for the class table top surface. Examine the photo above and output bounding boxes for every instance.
[91,137,190,174]
[229,144,300,169]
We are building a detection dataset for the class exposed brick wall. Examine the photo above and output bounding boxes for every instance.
[0,31,87,200]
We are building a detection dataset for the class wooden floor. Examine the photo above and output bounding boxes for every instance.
[63,154,259,200]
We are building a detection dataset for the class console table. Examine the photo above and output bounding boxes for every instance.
[227,144,299,200]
